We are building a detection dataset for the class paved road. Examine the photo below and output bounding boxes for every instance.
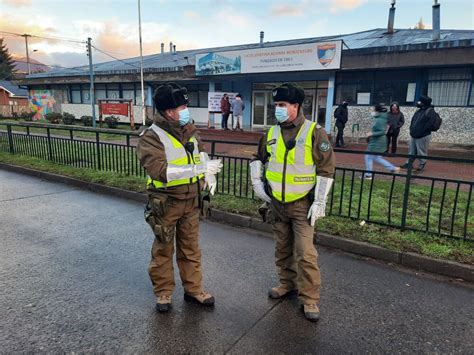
[0,170,473,354]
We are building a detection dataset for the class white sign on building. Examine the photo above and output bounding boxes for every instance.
[208,92,238,113]
[196,41,342,76]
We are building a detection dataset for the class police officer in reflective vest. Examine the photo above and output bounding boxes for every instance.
[250,83,335,322]
[137,82,222,312]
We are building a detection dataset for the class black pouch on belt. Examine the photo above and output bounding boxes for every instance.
[200,193,211,219]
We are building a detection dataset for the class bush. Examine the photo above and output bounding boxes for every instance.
[62,112,76,125]
[104,115,119,129]
[44,112,63,124]
[21,112,36,121]
[81,115,93,127]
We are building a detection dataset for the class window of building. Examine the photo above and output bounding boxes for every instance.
[82,87,91,104]
[470,82,474,106]
[185,83,209,108]
[336,70,418,106]
[71,84,82,104]
[122,83,135,104]
[95,84,106,102]
[107,84,120,99]
[428,68,471,106]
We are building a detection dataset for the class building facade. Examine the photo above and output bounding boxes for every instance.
[17,25,474,145]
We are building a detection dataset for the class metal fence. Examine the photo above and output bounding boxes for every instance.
[1,122,472,240]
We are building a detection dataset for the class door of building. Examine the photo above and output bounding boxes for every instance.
[315,89,328,126]
[252,91,276,127]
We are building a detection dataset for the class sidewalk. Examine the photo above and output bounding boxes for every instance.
[1,169,473,353]
[197,128,474,181]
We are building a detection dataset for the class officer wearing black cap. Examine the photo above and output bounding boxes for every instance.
[137,82,222,312]
[250,83,335,322]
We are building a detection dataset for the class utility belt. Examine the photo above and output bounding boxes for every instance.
[144,191,211,244]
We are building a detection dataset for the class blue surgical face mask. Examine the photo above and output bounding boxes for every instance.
[275,106,289,123]
[178,108,191,126]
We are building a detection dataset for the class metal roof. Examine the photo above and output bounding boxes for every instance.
[0,80,28,97]
[27,28,474,79]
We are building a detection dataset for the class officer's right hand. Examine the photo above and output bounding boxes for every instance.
[252,182,271,203]
[205,159,223,175]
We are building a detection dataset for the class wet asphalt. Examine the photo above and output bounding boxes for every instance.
[0,169,473,354]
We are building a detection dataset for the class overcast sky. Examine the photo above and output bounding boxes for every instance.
[1,0,473,68]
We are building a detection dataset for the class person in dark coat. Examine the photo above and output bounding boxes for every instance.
[364,104,400,179]
[334,101,348,147]
[220,94,231,130]
[400,95,437,172]
[386,102,405,154]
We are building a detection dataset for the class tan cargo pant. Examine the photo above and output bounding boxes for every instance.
[270,196,321,305]
[147,195,203,297]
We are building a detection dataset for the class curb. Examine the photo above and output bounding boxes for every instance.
[0,162,147,203]
[209,207,473,283]
[1,162,472,283]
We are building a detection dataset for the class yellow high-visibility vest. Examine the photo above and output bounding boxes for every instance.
[265,119,317,203]
[146,124,203,188]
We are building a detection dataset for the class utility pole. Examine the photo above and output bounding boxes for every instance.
[21,34,31,75]
[86,37,96,127]
[138,0,146,126]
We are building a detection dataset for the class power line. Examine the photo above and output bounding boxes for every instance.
[91,45,140,69]
[0,30,85,44]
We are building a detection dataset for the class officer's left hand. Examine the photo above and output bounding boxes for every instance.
[204,173,217,195]
[307,201,326,226]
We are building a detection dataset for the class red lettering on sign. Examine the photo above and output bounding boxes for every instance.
[102,103,129,116]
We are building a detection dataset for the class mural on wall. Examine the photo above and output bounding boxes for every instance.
[29,90,56,120]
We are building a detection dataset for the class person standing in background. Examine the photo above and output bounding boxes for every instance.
[364,104,400,179]
[220,94,231,130]
[231,94,245,131]
[400,95,438,172]
[334,101,348,147]
[386,102,404,154]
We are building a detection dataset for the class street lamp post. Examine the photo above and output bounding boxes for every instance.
[138,0,146,126]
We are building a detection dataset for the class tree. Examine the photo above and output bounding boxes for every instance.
[0,38,16,80]
[413,17,426,30]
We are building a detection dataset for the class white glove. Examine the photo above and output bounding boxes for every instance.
[166,152,222,182]
[196,152,222,176]
[250,160,271,203]
[203,172,217,195]
[199,152,218,195]
[307,176,334,226]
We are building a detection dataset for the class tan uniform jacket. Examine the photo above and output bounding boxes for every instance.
[136,113,205,200]
[253,112,336,179]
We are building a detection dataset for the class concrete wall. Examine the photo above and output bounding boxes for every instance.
[331,105,474,145]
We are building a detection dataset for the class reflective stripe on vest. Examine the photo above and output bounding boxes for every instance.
[146,124,203,188]
[265,120,317,203]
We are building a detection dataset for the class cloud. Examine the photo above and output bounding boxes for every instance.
[2,0,31,6]
[329,0,366,14]
[270,4,304,17]
[184,11,200,19]
[0,13,63,57]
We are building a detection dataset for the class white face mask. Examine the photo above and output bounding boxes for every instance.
[371,111,377,117]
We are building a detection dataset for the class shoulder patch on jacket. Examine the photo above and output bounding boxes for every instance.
[319,141,330,152]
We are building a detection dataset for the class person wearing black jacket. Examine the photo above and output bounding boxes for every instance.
[386,102,405,154]
[334,101,348,147]
[400,95,437,172]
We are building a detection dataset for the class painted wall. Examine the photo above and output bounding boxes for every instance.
[29,89,56,119]
[331,105,474,145]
